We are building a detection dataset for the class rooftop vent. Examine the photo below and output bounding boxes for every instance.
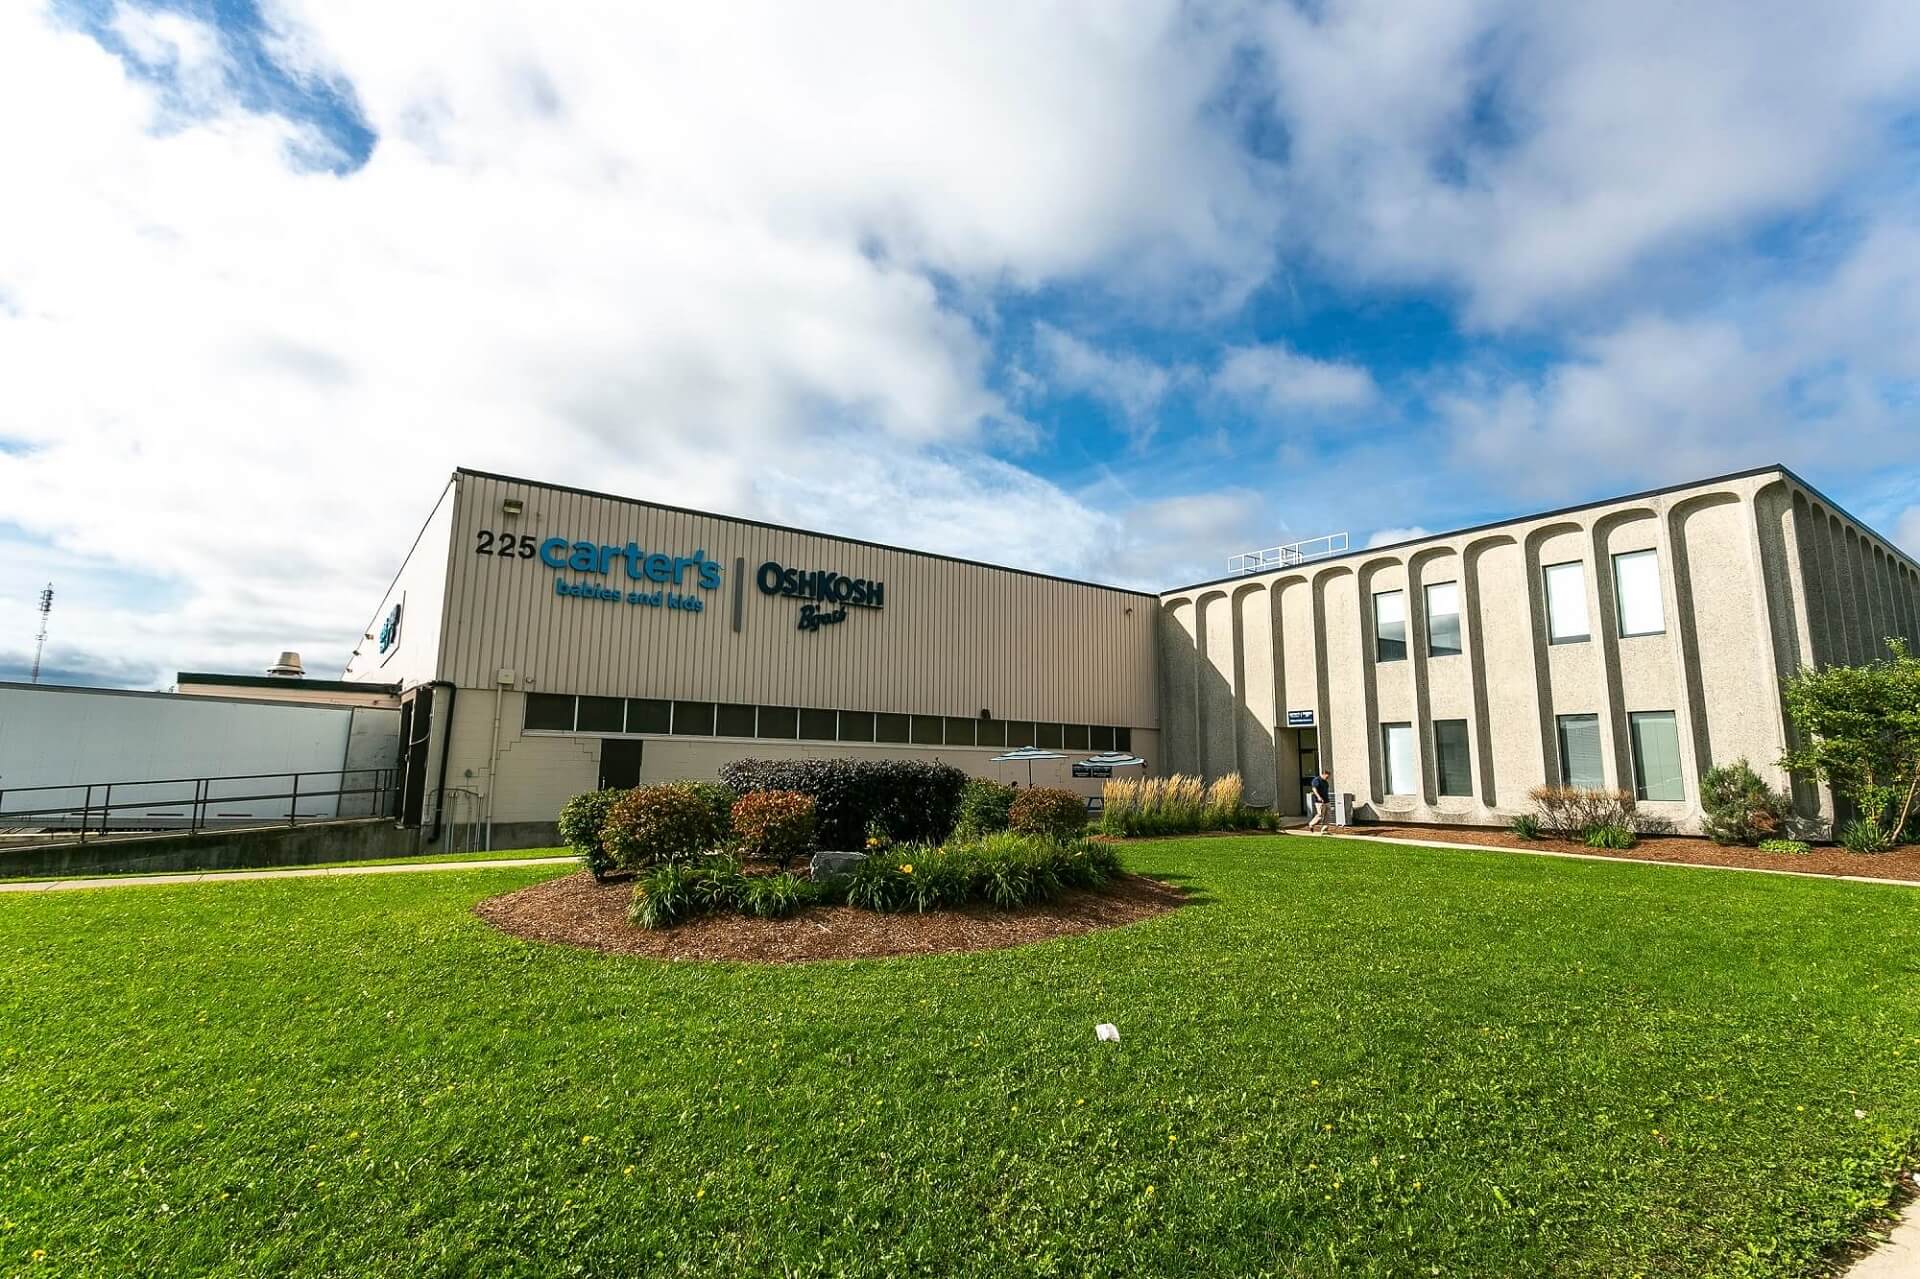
[1228,532,1350,576]
[266,651,306,679]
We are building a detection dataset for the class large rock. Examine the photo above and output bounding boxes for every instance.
[809,850,868,881]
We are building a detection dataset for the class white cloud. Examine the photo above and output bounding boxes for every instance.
[1898,508,1920,560]
[1214,343,1378,413]
[1367,527,1433,548]
[1032,322,1187,438]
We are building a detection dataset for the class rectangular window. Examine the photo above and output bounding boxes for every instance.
[838,711,874,742]
[1114,727,1132,752]
[1089,725,1115,751]
[524,693,575,732]
[1063,724,1090,751]
[874,712,910,744]
[576,696,624,734]
[671,701,714,736]
[1036,722,1064,749]
[1381,722,1415,796]
[944,717,977,747]
[1629,711,1685,801]
[757,706,798,739]
[911,714,944,745]
[1425,582,1462,657]
[976,718,1007,747]
[1006,721,1036,748]
[625,698,671,734]
[1556,714,1604,789]
[1433,719,1472,797]
[799,708,838,740]
[715,703,757,738]
[1612,549,1665,637]
[1374,590,1408,661]
[1544,561,1590,643]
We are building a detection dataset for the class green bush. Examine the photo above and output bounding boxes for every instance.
[1507,813,1541,841]
[686,856,747,912]
[718,758,969,848]
[730,790,817,865]
[1699,760,1791,845]
[679,781,739,835]
[628,862,697,930]
[1583,823,1637,850]
[557,788,625,880]
[954,779,1017,838]
[1839,817,1893,853]
[1008,787,1089,839]
[844,851,918,913]
[739,872,810,919]
[603,784,725,869]
[1757,838,1811,855]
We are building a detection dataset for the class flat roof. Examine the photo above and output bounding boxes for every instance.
[177,673,401,695]
[456,466,1162,599]
[0,679,396,711]
[1160,463,1919,596]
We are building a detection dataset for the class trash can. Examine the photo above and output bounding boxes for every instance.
[1332,792,1355,826]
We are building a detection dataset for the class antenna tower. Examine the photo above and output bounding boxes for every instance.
[29,583,52,684]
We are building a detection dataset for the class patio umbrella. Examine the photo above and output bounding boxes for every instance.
[990,746,1064,785]
[1081,753,1146,769]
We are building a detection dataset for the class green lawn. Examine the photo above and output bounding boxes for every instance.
[3,836,1917,1277]
[0,847,575,884]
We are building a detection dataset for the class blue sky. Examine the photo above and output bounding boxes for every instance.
[3,0,1918,687]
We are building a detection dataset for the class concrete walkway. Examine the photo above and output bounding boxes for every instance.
[0,856,577,893]
[1282,828,1920,889]
[1846,1201,1920,1278]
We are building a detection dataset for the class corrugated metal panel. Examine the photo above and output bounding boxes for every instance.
[438,473,1157,727]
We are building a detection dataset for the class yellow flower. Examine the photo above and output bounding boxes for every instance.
[33,1250,46,1261]
[581,1135,594,1145]
[624,1166,635,1176]
[901,864,914,875]
[1144,1185,1155,1197]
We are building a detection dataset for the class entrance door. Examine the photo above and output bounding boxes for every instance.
[1296,728,1320,819]
[599,739,644,790]
[398,690,433,827]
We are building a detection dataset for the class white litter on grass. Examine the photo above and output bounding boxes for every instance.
[1095,1023,1120,1043]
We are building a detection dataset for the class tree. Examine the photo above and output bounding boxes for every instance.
[1779,639,1920,843]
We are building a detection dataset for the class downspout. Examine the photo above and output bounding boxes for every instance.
[427,680,457,845]
[486,682,504,852]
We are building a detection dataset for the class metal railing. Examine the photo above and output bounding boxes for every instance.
[1228,531,1350,576]
[0,767,397,844]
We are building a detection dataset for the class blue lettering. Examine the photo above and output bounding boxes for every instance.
[623,542,647,579]
[699,557,723,590]
[568,541,597,572]
[644,553,672,583]
[540,537,570,568]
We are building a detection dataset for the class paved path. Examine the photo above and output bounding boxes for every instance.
[1846,1201,1920,1277]
[0,856,577,893]
[1281,829,1920,889]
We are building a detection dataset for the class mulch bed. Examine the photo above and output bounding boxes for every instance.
[474,870,1186,963]
[1335,823,1920,884]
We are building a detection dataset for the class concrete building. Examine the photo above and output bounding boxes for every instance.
[1156,466,1920,833]
[343,469,1159,846]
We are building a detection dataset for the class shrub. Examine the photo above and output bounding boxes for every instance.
[731,791,817,865]
[1098,773,1265,836]
[843,851,917,913]
[1528,786,1637,842]
[1203,774,1244,825]
[1507,813,1541,841]
[1699,760,1791,845]
[629,862,697,930]
[680,781,740,836]
[686,856,746,912]
[1009,787,1089,839]
[1781,639,1920,844]
[1583,823,1636,850]
[1839,816,1893,854]
[1757,838,1811,855]
[603,784,725,869]
[557,788,625,880]
[719,758,968,848]
[739,872,810,919]
[954,779,1017,839]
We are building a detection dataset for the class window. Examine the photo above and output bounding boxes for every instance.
[838,711,875,742]
[799,708,838,740]
[524,693,575,732]
[1089,725,1115,751]
[1381,722,1415,795]
[757,706,798,739]
[1556,714,1604,789]
[944,717,977,746]
[1544,562,1590,643]
[1114,727,1132,752]
[1425,582,1462,657]
[1433,719,1472,796]
[911,715,944,745]
[1612,549,1664,637]
[1373,590,1407,661]
[626,698,671,734]
[1006,721,1036,748]
[671,701,714,736]
[576,696,624,733]
[1063,724,1089,751]
[874,712,910,744]
[1629,711,1685,801]
[715,703,757,737]
[1036,722,1064,749]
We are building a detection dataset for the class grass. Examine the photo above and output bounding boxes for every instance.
[3,836,1918,1277]
[0,847,573,884]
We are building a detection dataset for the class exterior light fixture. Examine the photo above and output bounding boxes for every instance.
[502,497,525,516]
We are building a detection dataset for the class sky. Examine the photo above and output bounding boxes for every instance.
[2,0,1918,689]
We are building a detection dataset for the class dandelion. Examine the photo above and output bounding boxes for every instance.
[901,864,914,875]
[1144,1185,1155,1197]
[624,1166,634,1176]
[581,1135,594,1145]
[696,1186,706,1199]
[33,1250,46,1261]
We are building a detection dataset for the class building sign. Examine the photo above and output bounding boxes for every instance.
[473,529,723,615]
[1286,709,1316,728]
[377,602,403,654]
[756,561,885,634]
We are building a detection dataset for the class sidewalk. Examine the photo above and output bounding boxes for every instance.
[1282,829,1920,890]
[0,856,577,894]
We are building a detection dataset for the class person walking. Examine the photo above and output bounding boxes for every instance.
[1306,768,1334,833]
